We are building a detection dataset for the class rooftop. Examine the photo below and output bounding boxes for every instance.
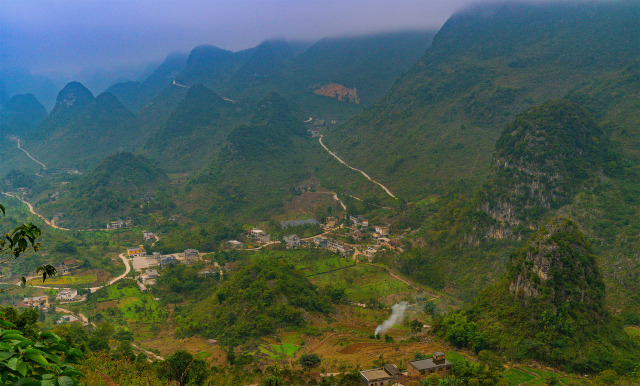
[360,368,395,381]
[280,218,319,228]
[410,357,451,371]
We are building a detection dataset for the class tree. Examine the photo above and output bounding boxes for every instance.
[0,203,56,285]
[298,353,321,371]
[410,319,423,334]
[0,310,83,384]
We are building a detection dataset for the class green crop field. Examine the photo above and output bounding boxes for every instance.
[310,264,413,303]
[32,274,97,286]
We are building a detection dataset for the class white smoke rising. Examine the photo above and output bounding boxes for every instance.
[374,301,409,335]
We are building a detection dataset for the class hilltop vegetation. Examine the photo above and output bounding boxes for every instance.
[326,1,639,199]
[142,84,250,173]
[0,93,47,134]
[40,152,170,228]
[180,256,332,345]
[479,99,614,238]
[435,218,640,375]
[24,82,143,170]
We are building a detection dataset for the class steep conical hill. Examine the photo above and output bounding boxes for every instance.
[479,100,613,237]
[435,218,639,374]
[108,52,188,112]
[142,84,250,173]
[0,94,47,134]
[40,152,170,228]
[325,1,640,199]
[25,83,144,170]
[188,93,311,218]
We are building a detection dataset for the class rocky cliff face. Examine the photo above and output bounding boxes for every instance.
[480,99,610,238]
[508,218,605,312]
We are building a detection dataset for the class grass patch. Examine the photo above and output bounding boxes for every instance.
[281,343,300,356]
[624,326,640,341]
[310,264,412,303]
[502,368,537,385]
[32,274,97,285]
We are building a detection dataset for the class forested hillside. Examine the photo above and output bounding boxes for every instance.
[40,152,171,228]
[0,94,47,134]
[187,93,313,220]
[435,218,639,374]
[142,84,250,173]
[326,1,640,199]
[24,82,144,170]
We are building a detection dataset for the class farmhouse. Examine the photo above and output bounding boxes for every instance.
[226,240,244,249]
[21,296,49,308]
[142,231,155,241]
[359,364,400,386]
[408,352,452,378]
[374,226,390,236]
[280,218,319,228]
[184,249,199,257]
[56,288,78,301]
[283,234,301,248]
[325,216,337,228]
[250,228,271,243]
[127,247,146,258]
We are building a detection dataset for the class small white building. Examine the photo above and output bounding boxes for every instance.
[56,288,78,302]
[227,240,244,249]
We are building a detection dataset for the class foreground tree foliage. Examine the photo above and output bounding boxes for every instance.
[0,311,83,384]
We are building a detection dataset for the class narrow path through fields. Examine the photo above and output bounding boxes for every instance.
[317,135,397,199]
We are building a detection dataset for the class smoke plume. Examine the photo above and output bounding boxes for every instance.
[374,301,409,335]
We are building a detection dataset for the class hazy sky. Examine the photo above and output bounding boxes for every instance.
[1,0,491,78]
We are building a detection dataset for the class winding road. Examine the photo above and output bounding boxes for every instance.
[2,193,70,230]
[12,137,46,169]
[317,135,397,199]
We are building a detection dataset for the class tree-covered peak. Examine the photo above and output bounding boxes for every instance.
[55,81,94,109]
[507,217,605,313]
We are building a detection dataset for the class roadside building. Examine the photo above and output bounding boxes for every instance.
[127,247,146,258]
[283,234,301,248]
[408,352,452,378]
[56,315,80,325]
[227,240,244,249]
[359,364,400,386]
[250,228,271,243]
[159,255,177,268]
[374,226,390,236]
[325,217,337,228]
[184,249,199,257]
[56,288,78,302]
[280,219,319,228]
[314,237,327,248]
[21,296,49,308]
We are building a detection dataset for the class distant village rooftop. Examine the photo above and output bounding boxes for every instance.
[280,218,319,228]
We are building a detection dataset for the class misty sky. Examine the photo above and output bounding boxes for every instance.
[1,0,491,78]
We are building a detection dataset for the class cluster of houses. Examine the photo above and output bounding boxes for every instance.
[17,288,80,311]
[127,247,203,290]
[360,352,452,385]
